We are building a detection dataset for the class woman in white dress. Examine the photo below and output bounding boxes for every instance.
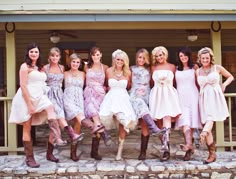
[100,49,137,160]
[9,43,64,168]
[149,46,182,161]
[196,47,234,164]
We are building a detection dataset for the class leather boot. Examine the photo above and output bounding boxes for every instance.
[160,131,170,162]
[90,136,102,160]
[100,130,113,146]
[142,114,164,136]
[81,118,104,134]
[46,142,59,163]
[138,135,149,160]
[71,143,80,161]
[204,142,216,164]
[64,126,84,144]
[115,137,125,161]
[180,129,194,152]
[23,141,40,168]
[48,119,67,147]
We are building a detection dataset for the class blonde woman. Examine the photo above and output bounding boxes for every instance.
[196,47,234,164]
[149,46,182,162]
[99,49,137,160]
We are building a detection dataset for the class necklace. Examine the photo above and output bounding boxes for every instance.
[114,70,123,77]
[70,70,78,77]
[202,67,211,74]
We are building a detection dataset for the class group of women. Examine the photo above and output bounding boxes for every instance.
[9,42,234,168]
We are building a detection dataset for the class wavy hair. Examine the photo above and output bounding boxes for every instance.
[87,46,102,68]
[151,46,168,65]
[197,47,215,65]
[24,42,42,70]
[68,53,84,71]
[112,49,130,77]
[48,47,61,63]
[177,47,194,71]
[136,48,150,68]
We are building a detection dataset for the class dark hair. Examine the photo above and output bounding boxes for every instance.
[24,42,42,70]
[87,46,101,68]
[177,47,194,71]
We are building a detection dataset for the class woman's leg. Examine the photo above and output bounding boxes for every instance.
[116,124,126,161]
[70,119,82,161]
[160,116,171,162]
[180,125,194,161]
[200,121,214,144]
[204,128,216,164]
[22,118,40,168]
[138,119,150,160]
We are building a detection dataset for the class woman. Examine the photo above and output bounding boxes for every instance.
[63,53,102,161]
[196,47,234,164]
[175,47,202,161]
[43,47,84,162]
[149,46,182,162]
[99,49,137,160]
[9,43,64,168]
[84,47,112,146]
[129,48,164,160]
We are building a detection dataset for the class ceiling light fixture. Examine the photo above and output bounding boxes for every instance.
[50,34,60,43]
[187,30,198,42]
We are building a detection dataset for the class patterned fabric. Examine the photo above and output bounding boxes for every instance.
[149,70,182,119]
[129,65,151,119]
[197,65,229,123]
[9,69,52,125]
[175,69,202,129]
[45,64,65,119]
[84,66,106,118]
[63,74,85,121]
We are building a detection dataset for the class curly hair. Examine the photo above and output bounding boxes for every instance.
[197,47,215,65]
[112,49,130,77]
[151,46,168,65]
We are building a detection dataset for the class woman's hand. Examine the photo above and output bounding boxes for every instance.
[28,102,36,115]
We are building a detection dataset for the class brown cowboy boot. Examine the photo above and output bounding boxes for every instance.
[180,129,194,161]
[138,134,149,160]
[81,118,104,134]
[64,126,84,144]
[70,143,80,161]
[90,136,102,160]
[23,141,40,168]
[204,142,216,164]
[46,142,59,163]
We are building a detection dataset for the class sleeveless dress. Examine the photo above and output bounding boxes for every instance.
[197,65,229,124]
[9,70,52,125]
[63,74,85,121]
[99,79,137,132]
[84,65,106,118]
[175,69,202,129]
[129,65,151,119]
[149,70,182,119]
[45,64,65,119]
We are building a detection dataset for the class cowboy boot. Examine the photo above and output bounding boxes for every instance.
[23,141,40,168]
[142,114,165,136]
[71,143,80,161]
[100,130,113,146]
[160,130,170,162]
[81,118,104,134]
[64,126,84,144]
[138,134,149,160]
[48,119,67,147]
[90,136,102,160]
[204,142,216,164]
[46,142,59,163]
[115,137,125,161]
[180,129,194,161]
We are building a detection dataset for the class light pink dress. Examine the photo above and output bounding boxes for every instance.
[197,65,229,124]
[175,69,202,129]
[149,70,181,119]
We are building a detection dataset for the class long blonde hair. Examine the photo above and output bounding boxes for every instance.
[112,49,130,77]
[151,46,168,65]
[136,48,150,68]
[48,47,61,63]
[197,47,215,65]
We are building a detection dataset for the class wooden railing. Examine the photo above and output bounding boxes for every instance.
[0,94,235,154]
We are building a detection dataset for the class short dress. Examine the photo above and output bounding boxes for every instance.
[9,69,52,125]
[149,70,182,119]
[84,65,106,119]
[45,64,65,119]
[99,79,137,132]
[63,74,85,121]
[129,65,151,119]
[175,69,202,129]
[197,65,229,124]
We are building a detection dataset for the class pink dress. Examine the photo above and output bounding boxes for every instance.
[197,65,229,124]
[84,66,106,119]
[149,70,181,119]
[175,69,202,129]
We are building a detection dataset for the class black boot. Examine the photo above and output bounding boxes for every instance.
[90,136,102,160]
[142,114,165,136]
[46,142,59,163]
[138,135,149,160]
[23,141,40,168]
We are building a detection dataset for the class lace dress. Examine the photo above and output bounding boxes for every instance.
[99,79,137,132]
[149,70,182,119]
[45,64,65,119]
[197,65,229,124]
[9,69,52,125]
[175,69,202,129]
[84,66,106,118]
[129,65,151,119]
[63,74,85,121]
